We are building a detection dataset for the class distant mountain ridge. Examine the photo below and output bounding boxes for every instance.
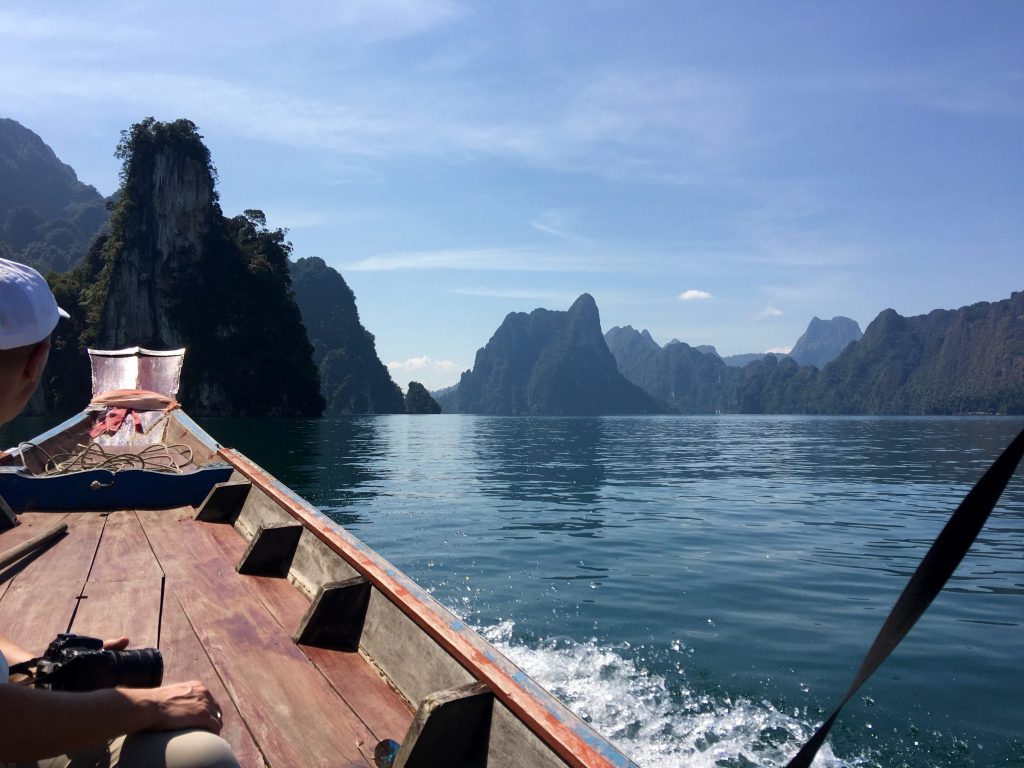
[605,296,1022,414]
[0,118,109,273]
[442,294,667,415]
[605,326,736,413]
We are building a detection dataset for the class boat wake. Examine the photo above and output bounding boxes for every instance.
[478,620,864,768]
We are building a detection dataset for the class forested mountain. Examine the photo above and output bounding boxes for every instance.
[43,118,323,416]
[290,256,405,414]
[443,294,667,415]
[606,296,1022,415]
[0,118,109,273]
[789,316,862,368]
[809,295,1023,413]
[605,326,737,413]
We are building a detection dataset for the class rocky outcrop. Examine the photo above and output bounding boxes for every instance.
[789,316,862,369]
[448,294,667,415]
[97,128,217,349]
[405,381,441,414]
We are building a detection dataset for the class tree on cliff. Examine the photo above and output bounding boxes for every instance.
[405,382,441,414]
[42,118,323,416]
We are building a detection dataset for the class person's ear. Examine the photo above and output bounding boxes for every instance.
[24,340,50,384]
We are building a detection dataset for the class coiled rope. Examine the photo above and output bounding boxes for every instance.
[17,441,195,476]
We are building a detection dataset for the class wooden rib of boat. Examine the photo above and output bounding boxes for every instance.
[0,349,637,768]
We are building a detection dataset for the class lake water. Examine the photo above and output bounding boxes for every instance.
[3,415,1022,767]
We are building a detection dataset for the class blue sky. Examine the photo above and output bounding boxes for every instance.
[2,2,1021,390]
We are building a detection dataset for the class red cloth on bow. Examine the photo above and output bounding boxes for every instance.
[87,389,178,438]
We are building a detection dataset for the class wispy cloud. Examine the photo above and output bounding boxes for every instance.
[758,305,783,320]
[530,209,589,242]
[765,345,792,354]
[341,247,612,272]
[0,10,148,43]
[678,289,713,301]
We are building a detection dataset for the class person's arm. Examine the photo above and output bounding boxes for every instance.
[0,680,223,762]
[0,631,37,666]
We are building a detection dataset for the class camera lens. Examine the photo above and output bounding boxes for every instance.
[109,648,164,688]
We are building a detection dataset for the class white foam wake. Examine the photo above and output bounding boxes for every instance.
[478,620,862,768]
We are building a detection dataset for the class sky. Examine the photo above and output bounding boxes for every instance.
[1,1,1022,390]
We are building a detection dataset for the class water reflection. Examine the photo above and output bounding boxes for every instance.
[197,416,387,526]
[470,417,607,505]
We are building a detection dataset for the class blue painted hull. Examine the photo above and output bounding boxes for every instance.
[0,464,234,511]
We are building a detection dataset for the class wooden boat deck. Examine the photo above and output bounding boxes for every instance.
[0,508,414,768]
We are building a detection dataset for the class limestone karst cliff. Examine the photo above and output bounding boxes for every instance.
[444,294,667,415]
[44,118,323,416]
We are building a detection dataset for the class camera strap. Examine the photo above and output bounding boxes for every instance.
[7,657,40,676]
[7,657,44,685]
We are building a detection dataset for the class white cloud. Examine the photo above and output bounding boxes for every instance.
[387,355,464,391]
[758,305,783,320]
[678,289,713,301]
[765,346,792,354]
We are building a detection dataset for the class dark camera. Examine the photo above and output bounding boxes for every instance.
[34,633,163,692]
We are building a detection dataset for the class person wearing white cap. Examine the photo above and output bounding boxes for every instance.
[0,257,69,423]
[0,258,238,768]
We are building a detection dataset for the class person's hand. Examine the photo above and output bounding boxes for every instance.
[102,637,130,651]
[130,681,224,734]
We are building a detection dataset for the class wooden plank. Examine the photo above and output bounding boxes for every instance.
[394,682,492,768]
[0,513,106,652]
[138,509,375,768]
[71,578,162,649]
[0,521,67,571]
[204,521,414,745]
[0,513,70,604]
[160,593,266,768]
[89,510,163,582]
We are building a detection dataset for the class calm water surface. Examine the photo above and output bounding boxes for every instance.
[3,415,1022,767]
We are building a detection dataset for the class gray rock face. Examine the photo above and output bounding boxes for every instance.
[789,316,863,369]
[98,146,215,349]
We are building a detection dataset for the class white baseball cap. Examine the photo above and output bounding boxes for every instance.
[0,257,70,350]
